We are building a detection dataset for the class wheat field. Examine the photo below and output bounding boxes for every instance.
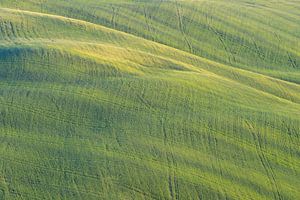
[0,1,299,199]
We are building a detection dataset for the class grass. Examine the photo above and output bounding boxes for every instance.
[0,0,299,199]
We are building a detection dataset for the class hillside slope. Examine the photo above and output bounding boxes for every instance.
[0,0,299,83]
[0,1,299,200]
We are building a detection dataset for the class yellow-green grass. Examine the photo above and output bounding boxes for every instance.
[0,0,298,82]
[0,1,299,200]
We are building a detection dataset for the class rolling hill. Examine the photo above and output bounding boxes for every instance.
[0,0,299,199]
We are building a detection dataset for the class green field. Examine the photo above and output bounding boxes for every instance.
[0,0,299,199]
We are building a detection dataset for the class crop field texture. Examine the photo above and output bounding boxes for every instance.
[0,0,299,199]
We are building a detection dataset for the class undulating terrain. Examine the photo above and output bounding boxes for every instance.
[0,0,299,199]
